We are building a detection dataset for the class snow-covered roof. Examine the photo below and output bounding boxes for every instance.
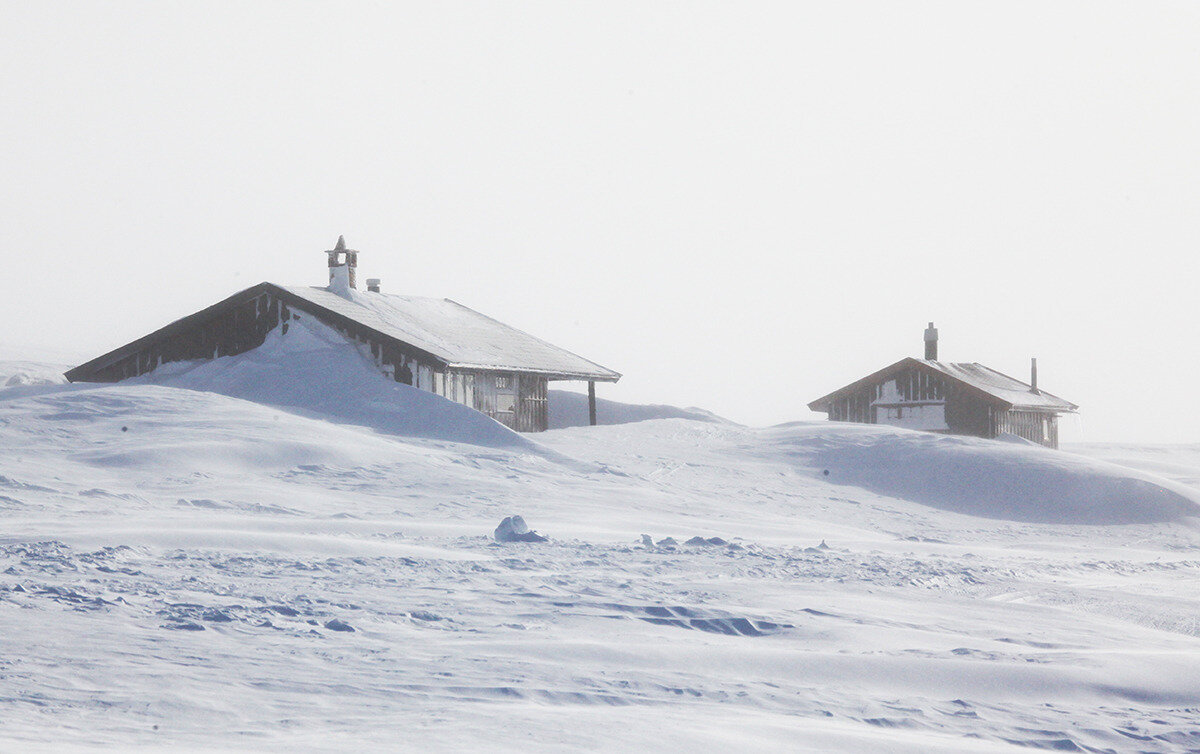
[919,360,1076,411]
[808,357,1077,413]
[279,286,620,382]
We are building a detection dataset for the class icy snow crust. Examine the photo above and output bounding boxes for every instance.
[2,337,1200,750]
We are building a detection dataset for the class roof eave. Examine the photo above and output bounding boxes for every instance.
[446,363,621,382]
[65,282,279,382]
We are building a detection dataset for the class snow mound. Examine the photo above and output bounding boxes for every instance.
[135,315,536,450]
[548,389,730,430]
[0,361,69,390]
[766,423,1200,525]
[493,515,548,543]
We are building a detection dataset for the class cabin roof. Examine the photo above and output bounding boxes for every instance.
[65,282,621,383]
[808,357,1077,413]
[279,285,621,381]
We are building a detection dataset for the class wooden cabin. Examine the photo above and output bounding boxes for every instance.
[807,323,1077,448]
[65,237,620,432]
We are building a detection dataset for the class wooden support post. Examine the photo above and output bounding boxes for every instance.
[588,380,597,426]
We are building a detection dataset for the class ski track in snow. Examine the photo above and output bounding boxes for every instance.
[2,353,1200,750]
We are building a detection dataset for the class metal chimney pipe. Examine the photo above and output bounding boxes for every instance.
[923,322,938,360]
[1030,357,1039,393]
[366,278,381,293]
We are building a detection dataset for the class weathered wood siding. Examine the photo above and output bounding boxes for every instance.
[85,291,290,382]
[431,370,549,432]
[823,366,999,442]
[823,367,1062,448]
[993,410,1060,449]
[71,287,554,433]
[516,373,548,432]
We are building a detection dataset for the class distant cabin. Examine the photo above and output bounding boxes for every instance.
[65,237,620,432]
[807,323,1077,448]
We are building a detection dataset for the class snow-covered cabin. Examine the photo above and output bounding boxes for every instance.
[807,324,1077,448]
[65,237,620,432]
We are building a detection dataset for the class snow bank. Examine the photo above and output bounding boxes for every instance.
[0,360,68,389]
[765,422,1200,525]
[548,389,730,429]
[135,316,536,450]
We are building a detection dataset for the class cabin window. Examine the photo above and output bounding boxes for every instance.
[496,375,512,390]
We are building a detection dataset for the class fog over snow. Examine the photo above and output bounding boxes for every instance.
[3,2,1200,441]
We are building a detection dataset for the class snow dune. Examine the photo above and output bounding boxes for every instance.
[764,422,1200,525]
[3,335,1200,751]
[548,388,730,429]
[132,315,537,451]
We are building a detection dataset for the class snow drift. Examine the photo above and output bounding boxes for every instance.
[133,315,537,450]
[766,422,1200,525]
[5,345,1200,751]
[548,389,729,429]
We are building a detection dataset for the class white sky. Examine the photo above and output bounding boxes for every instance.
[3,2,1199,442]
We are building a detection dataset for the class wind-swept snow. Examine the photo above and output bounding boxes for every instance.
[548,388,731,429]
[131,315,536,450]
[765,422,1200,525]
[2,349,1200,752]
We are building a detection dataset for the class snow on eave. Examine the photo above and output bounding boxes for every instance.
[278,286,621,382]
[921,360,1078,412]
[440,298,621,382]
[65,281,621,384]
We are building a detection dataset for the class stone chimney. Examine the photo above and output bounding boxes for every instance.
[366,278,381,293]
[1030,357,1039,394]
[325,235,358,295]
[923,322,938,360]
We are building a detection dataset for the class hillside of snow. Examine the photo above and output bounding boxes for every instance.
[548,388,730,429]
[3,334,1200,751]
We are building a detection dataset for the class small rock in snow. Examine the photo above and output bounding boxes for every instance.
[818,540,830,550]
[163,621,205,631]
[656,537,677,547]
[324,618,355,632]
[640,534,654,547]
[706,537,728,546]
[410,610,443,622]
[494,515,548,543]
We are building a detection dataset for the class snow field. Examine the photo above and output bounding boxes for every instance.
[2,331,1200,751]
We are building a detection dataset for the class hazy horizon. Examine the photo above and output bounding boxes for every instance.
[4,2,1198,443]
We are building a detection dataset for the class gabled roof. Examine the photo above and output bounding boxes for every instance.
[278,285,620,381]
[65,282,620,383]
[808,357,1077,413]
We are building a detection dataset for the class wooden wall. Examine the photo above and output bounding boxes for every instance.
[74,288,554,432]
[822,366,1060,447]
[85,292,288,382]
[993,410,1060,449]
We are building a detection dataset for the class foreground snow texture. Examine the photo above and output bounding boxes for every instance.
[3,331,1200,750]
